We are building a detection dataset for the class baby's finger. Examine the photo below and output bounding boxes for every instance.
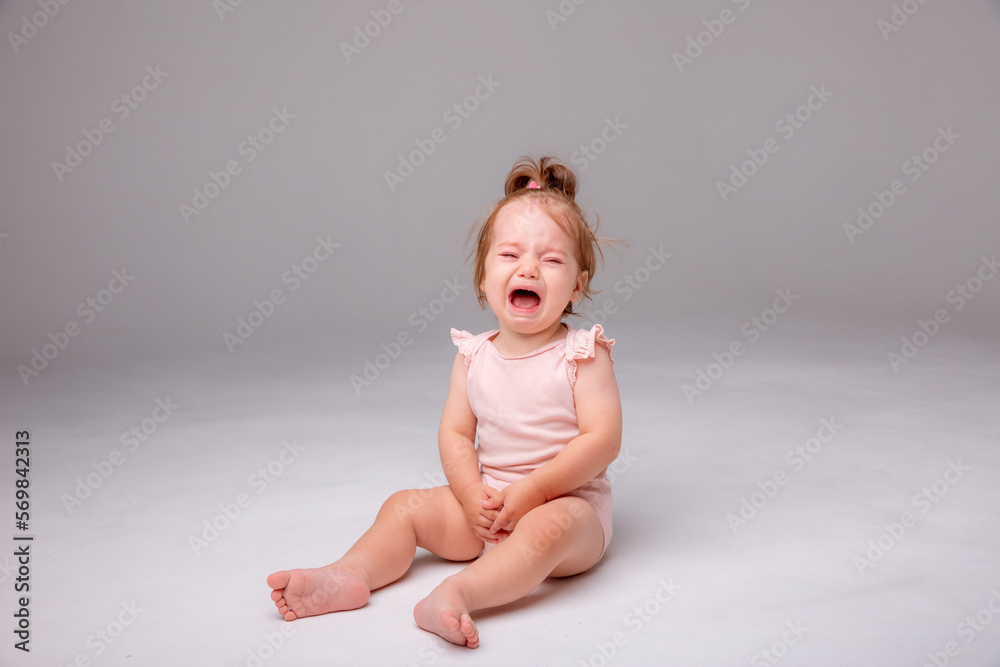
[482,490,506,510]
[476,527,499,544]
[489,509,510,534]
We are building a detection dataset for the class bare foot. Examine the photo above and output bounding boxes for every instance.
[267,565,370,621]
[413,581,479,649]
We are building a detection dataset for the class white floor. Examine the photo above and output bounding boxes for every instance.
[2,322,998,666]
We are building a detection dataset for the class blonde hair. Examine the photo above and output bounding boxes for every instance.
[467,156,611,316]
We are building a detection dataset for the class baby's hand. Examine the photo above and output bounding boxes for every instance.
[483,477,547,536]
[459,483,508,544]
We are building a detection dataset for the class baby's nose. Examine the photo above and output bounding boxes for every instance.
[517,257,539,277]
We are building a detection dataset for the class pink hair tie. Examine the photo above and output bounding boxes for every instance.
[528,180,540,189]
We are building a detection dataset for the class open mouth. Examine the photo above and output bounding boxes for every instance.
[508,288,541,312]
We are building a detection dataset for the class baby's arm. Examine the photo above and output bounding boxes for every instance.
[485,344,622,534]
[438,352,507,544]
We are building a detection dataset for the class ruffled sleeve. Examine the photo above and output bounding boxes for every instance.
[451,328,476,370]
[566,324,615,387]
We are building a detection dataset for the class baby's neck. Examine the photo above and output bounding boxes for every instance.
[491,322,568,357]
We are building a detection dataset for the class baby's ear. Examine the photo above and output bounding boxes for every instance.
[571,270,588,302]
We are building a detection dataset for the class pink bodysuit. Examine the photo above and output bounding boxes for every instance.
[450,323,615,558]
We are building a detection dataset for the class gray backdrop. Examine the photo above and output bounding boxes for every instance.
[2,3,1000,665]
[2,0,998,373]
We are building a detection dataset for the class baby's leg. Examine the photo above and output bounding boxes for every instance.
[413,496,604,648]
[268,486,482,621]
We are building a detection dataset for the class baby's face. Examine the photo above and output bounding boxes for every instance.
[481,199,587,335]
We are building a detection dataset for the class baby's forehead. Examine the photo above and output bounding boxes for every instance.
[497,197,543,220]
[494,199,573,240]
[517,197,543,217]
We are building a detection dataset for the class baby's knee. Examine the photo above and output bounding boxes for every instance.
[380,488,437,524]
[519,500,588,544]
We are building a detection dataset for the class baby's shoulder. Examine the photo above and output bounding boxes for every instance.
[450,328,497,368]
[565,324,615,388]
[566,324,615,364]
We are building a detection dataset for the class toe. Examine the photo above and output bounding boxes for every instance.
[442,610,461,633]
[266,571,288,589]
[460,613,479,647]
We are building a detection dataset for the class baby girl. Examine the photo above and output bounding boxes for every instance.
[267,156,622,648]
